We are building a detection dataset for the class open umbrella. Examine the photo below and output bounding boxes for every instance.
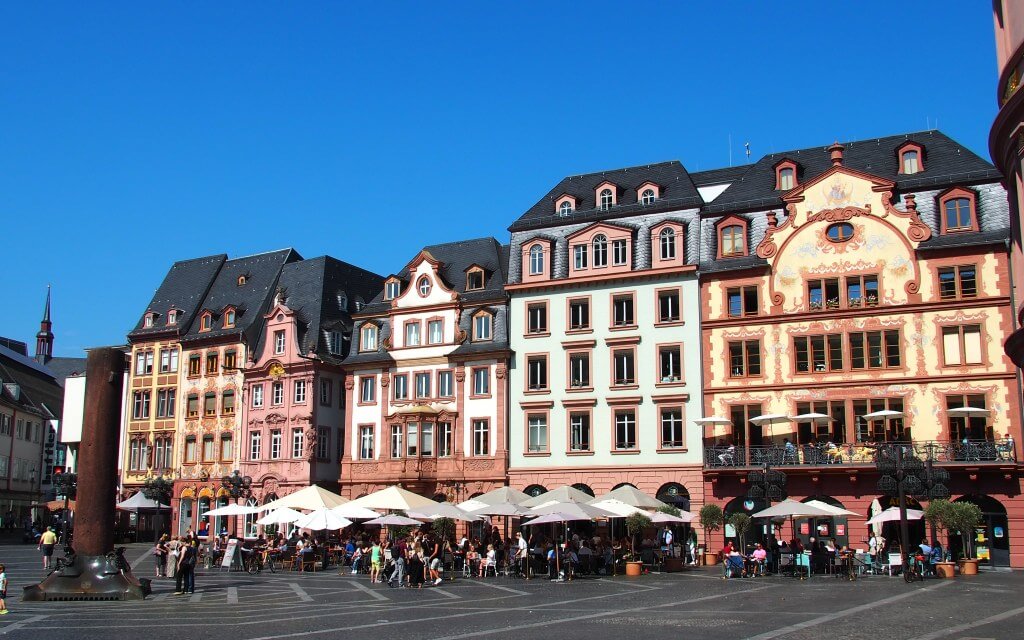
[116,492,169,511]
[205,503,261,516]
[588,499,645,517]
[364,514,423,527]
[521,485,594,509]
[803,499,860,517]
[348,486,439,511]
[293,509,353,531]
[459,486,532,508]
[946,407,990,420]
[461,501,532,517]
[650,511,694,524]
[408,502,483,521]
[256,507,304,526]
[865,506,923,526]
[331,504,382,520]
[862,410,904,420]
[530,501,617,519]
[751,499,836,519]
[260,485,348,512]
[591,485,667,510]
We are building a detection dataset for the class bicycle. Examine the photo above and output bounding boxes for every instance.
[903,556,924,583]
[244,550,275,575]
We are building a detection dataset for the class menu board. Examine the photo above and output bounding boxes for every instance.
[221,540,240,568]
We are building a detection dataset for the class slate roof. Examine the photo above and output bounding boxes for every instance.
[128,254,226,341]
[0,344,63,419]
[180,249,301,346]
[45,357,89,385]
[509,161,703,233]
[690,165,749,187]
[251,256,384,365]
[704,130,1001,214]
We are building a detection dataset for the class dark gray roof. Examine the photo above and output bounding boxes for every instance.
[128,254,226,341]
[917,229,1010,252]
[700,255,768,274]
[0,344,64,419]
[704,130,1001,214]
[45,357,88,385]
[252,256,384,365]
[690,165,749,187]
[180,249,301,346]
[509,161,703,233]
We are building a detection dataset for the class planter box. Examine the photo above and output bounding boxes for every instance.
[663,557,684,572]
[625,561,643,576]
[935,562,956,579]
[704,551,721,566]
[959,559,979,575]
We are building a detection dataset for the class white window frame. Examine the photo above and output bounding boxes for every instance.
[274,330,286,354]
[428,320,443,344]
[529,244,545,275]
[592,234,608,268]
[438,370,453,397]
[473,419,489,456]
[271,382,284,406]
[270,430,282,459]
[252,384,264,408]
[292,428,304,458]
[360,426,374,459]
[294,379,307,404]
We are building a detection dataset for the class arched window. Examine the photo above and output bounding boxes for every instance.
[529,244,544,275]
[599,189,614,211]
[721,224,745,257]
[523,484,547,498]
[778,167,795,190]
[559,201,573,216]
[660,228,676,260]
[902,150,920,174]
[571,483,595,497]
[592,234,608,267]
[641,189,656,205]
[417,276,432,297]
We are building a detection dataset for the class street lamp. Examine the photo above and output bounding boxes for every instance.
[220,470,252,537]
[747,463,787,558]
[52,470,77,549]
[141,475,174,544]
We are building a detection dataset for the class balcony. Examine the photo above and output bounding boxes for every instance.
[704,440,1016,469]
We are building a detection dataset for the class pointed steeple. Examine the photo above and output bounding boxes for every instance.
[35,285,53,364]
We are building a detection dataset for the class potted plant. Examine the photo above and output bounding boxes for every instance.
[727,513,752,554]
[945,501,984,575]
[924,499,956,578]
[699,504,724,566]
[624,512,652,576]
[658,506,684,572]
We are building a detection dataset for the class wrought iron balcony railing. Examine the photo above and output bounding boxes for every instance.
[703,439,1016,469]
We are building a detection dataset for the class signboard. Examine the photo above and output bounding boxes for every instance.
[221,540,240,568]
[836,525,846,536]
[799,522,810,535]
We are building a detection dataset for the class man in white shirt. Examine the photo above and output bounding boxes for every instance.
[515,532,529,578]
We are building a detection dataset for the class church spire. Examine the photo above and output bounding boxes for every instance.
[35,285,53,364]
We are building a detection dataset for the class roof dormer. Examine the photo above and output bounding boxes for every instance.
[465,264,487,291]
[521,237,553,283]
[637,181,660,205]
[143,312,158,328]
[166,308,179,326]
[897,141,925,175]
[555,194,577,217]
[222,305,237,329]
[199,310,213,332]
[595,181,618,211]
[384,277,402,301]
[774,159,799,191]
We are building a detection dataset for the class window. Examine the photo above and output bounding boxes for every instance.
[415,372,431,398]
[360,377,376,403]
[943,197,974,232]
[220,434,233,460]
[390,425,404,458]
[569,412,591,451]
[158,390,176,418]
[850,330,902,369]
[292,428,304,458]
[154,437,171,470]
[559,200,573,216]
[329,331,343,354]
[593,235,608,267]
[204,392,216,416]
[466,269,485,291]
[438,422,453,457]
[438,370,453,398]
[527,414,548,453]
[529,245,545,275]
[614,410,637,450]
[846,275,879,307]
[406,422,418,456]
[573,244,588,270]
[135,351,153,376]
[421,423,434,457]
[473,420,489,455]
[527,303,547,335]
[222,390,235,414]
[274,330,286,354]
[252,384,264,408]
[568,298,590,331]
[527,355,547,391]
[294,379,306,404]
[206,352,219,374]
[808,278,840,310]
[132,391,151,420]
[660,408,684,448]
[159,348,178,373]
[417,276,432,296]
[320,379,332,406]
[473,313,492,341]
[224,308,236,328]
[794,400,847,443]
[405,322,421,346]
[943,325,983,366]
[188,354,201,376]
[272,382,284,405]
[224,350,236,370]
[599,188,614,210]
[385,280,401,300]
[658,289,680,323]
[778,167,795,190]
[721,224,745,257]
[270,430,282,459]
[203,435,215,461]
[659,345,682,382]
[938,266,977,300]
[129,439,143,471]
[237,274,247,286]
[612,349,635,386]
[612,239,628,266]
[854,398,906,441]
[659,228,676,260]
[612,294,635,327]
[728,340,762,377]
[794,334,844,373]
[361,325,378,351]
[826,222,854,242]
[472,367,490,396]
[727,286,758,317]
[946,394,989,441]
[641,188,656,205]
[249,431,261,460]
[569,352,590,388]
[167,310,178,325]
[393,374,409,400]
[360,426,374,459]
[200,313,212,332]
[187,394,199,418]
[902,150,920,174]
[428,320,443,344]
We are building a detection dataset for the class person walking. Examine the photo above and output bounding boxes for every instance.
[175,539,197,595]
[369,540,382,584]
[0,563,8,614]
[391,537,406,587]
[154,535,169,578]
[38,526,58,571]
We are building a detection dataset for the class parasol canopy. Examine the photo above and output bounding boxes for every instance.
[521,485,595,508]
[650,511,694,524]
[256,507,304,525]
[407,502,483,521]
[330,504,382,520]
[259,485,348,512]
[348,486,439,511]
[751,499,837,519]
[364,514,423,527]
[116,492,170,512]
[293,508,353,531]
[591,485,666,509]
[205,503,261,516]
[865,506,924,525]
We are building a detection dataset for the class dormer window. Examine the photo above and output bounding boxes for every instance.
[143,313,155,328]
[599,189,614,211]
[659,227,676,260]
[466,268,485,291]
[200,312,213,332]
[897,142,925,175]
[167,310,178,326]
[641,189,656,205]
[237,274,248,286]
[223,308,236,329]
[592,235,608,268]
[559,201,573,216]
[939,187,978,234]
[360,325,378,351]
[417,276,432,297]
[555,195,576,216]
[774,160,798,191]
[718,217,749,258]
[529,244,545,275]
[637,182,660,205]
[472,312,493,341]
[338,292,348,310]
[385,279,400,300]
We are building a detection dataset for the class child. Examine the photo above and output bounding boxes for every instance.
[0,562,8,614]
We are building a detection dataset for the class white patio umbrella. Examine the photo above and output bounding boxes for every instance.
[693,416,733,426]
[861,409,905,442]
[650,511,694,524]
[946,407,990,419]
[751,499,836,519]
[460,501,532,516]
[331,504,382,520]
[407,502,483,521]
[521,485,595,508]
[803,499,860,517]
[530,501,617,520]
[459,486,532,508]
[748,413,791,444]
[259,485,348,512]
[256,507,304,525]
[348,486,439,511]
[205,503,261,516]
[293,508,353,531]
[591,485,667,510]
[865,506,924,526]
[364,514,423,527]
[588,499,645,517]
[116,492,169,511]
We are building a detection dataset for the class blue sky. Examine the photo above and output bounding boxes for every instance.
[0,2,999,356]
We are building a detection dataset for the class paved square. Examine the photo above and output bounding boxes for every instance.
[0,544,1021,640]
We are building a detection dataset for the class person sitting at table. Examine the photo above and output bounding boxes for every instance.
[479,544,497,577]
[783,438,798,464]
[724,546,745,578]
[751,543,767,576]
[718,443,736,466]
[918,539,933,576]
[577,540,593,575]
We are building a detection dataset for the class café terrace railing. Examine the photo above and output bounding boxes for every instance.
[703,439,1016,469]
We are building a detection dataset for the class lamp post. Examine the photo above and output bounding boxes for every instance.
[52,470,77,549]
[747,463,787,561]
[220,470,252,538]
[142,475,174,544]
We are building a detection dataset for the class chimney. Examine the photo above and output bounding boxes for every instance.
[828,141,845,167]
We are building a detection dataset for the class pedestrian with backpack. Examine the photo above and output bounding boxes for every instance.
[175,539,197,595]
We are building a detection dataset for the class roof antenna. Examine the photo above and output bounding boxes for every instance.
[926,116,930,130]
[728,133,733,167]
[744,142,751,163]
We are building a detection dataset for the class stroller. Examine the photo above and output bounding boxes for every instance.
[724,554,746,578]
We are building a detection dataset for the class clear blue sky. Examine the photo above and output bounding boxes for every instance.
[0,2,999,356]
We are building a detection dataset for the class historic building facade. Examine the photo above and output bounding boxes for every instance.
[340,238,510,504]
[505,162,705,510]
[699,132,1024,567]
[239,257,382,535]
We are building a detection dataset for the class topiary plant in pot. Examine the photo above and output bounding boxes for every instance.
[924,499,956,578]
[944,501,983,575]
[624,512,652,576]
[699,504,725,566]
[727,513,752,554]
